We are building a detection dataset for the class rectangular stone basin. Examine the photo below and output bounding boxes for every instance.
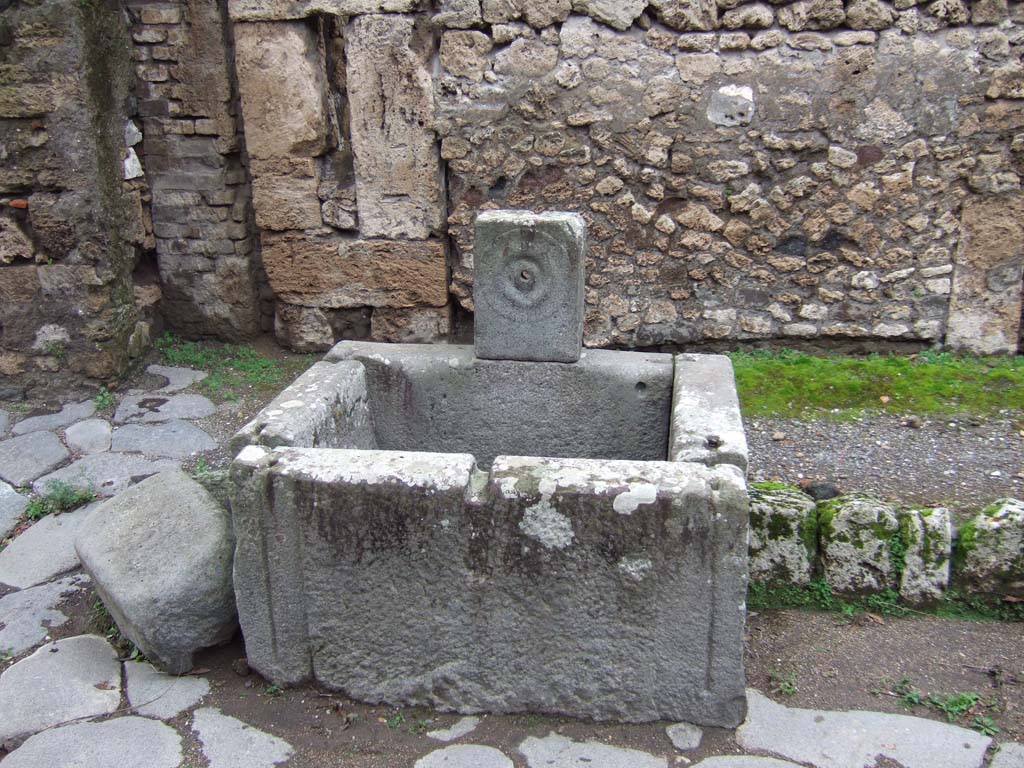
[229,341,750,726]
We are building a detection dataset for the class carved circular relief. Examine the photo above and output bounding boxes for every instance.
[489,230,566,320]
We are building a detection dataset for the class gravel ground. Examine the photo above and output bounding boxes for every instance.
[746,412,1024,516]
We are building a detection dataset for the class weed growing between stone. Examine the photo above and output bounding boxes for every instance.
[730,349,1024,418]
[89,597,145,661]
[156,333,311,401]
[24,481,96,521]
[92,387,115,410]
[748,580,1024,622]
[876,678,1000,735]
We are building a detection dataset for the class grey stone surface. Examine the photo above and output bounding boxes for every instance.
[125,659,210,719]
[75,470,237,674]
[0,574,91,656]
[32,453,179,497]
[325,342,674,468]
[113,393,217,424]
[191,707,294,768]
[737,689,992,768]
[418,744,513,768]
[692,759,804,768]
[111,420,216,458]
[991,743,1024,768]
[230,360,374,455]
[0,481,29,539]
[474,210,587,363]
[819,495,901,593]
[1,716,183,768]
[65,418,112,454]
[232,445,748,724]
[0,635,121,743]
[147,363,208,393]
[665,721,703,750]
[747,484,816,586]
[11,401,97,436]
[0,431,70,487]
[958,498,1024,597]
[669,354,749,472]
[426,716,481,743]
[899,506,952,604]
[0,408,8,435]
[0,505,96,589]
[519,733,666,768]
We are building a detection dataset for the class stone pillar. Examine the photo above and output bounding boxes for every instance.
[946,196,1024,354]
[0,0,143,395]
[130,0,263,340]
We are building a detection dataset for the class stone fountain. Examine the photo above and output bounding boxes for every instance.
[229,211,750,726]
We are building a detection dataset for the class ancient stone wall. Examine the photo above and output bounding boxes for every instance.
[219,0,1024,355]
[128,0,265,340]
[0,0,149,396]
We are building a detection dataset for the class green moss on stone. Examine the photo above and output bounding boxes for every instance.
[750,481,801,492]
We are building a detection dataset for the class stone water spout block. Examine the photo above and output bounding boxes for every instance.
[231,444,749,725]
[473,210,587,363]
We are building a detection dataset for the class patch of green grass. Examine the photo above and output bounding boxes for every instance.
[264,684,283,697]
[156,333,304,401]
[729,349,1024,418]
[25,481,96,521]
[750,580,1024,622]
[385,710,406,729]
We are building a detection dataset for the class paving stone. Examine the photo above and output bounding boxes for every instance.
[1,716,182,768]
[0,408,9,435]
[0,431,70,487]
[11,401,96,436]
[427,716,482,743]
[147,364,208,393]
[125,659,210,719]
[417,745,512,768]
[191,707,294,768]
[0,635,121,743]
[113,393,216,424]
[0,505,97,589]
[666,721,703,750]
[65,419,112,454]
[692,758,805,768]
[0,480,28,539]
[0,574,91,656]
[737,689,991,768]
[32,453,179,497]
[991,743,1024,768]
[519,733,667,768]
[111,420,216,458]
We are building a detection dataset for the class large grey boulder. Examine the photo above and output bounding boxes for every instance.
[818,494,901,594]
[75,470,237,673]
[747,483,817,586]
[957,498,1024,597]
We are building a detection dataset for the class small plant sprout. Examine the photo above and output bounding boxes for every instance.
[25,481,96,521]
[93,387,115,410]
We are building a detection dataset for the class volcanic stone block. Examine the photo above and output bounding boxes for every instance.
[249,157,323,231]
[261,232,448,308]
[75,471,237,674]
[946,196,1024,355]
[229,0,425,20]
[747,483,817,585]
[230,360,375,454]
[473,211,587,363]
[957,498,1024,597]
[233,21,329,161]
[346,15,445,239]
[230,446,748,725]
[669,354,749,472]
